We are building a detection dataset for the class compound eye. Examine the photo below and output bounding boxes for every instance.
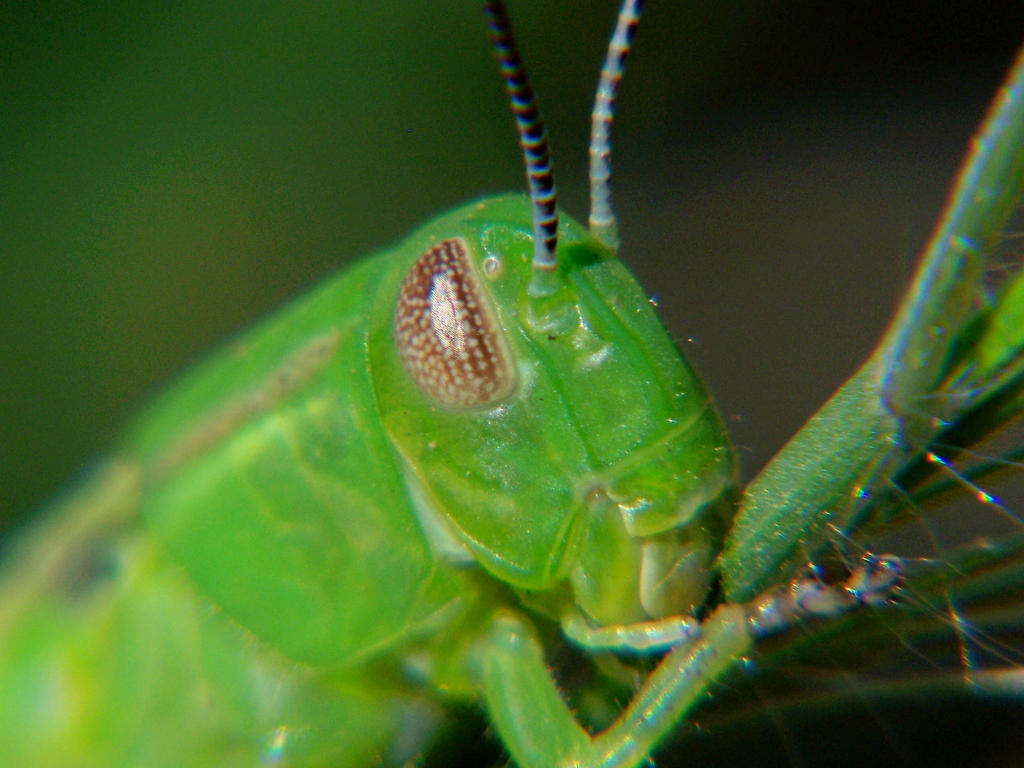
[394,238,516,408]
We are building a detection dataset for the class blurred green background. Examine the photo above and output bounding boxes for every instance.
[3,1,1024,527]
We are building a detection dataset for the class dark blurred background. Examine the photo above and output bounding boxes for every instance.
[3,2,1024,765]
[4,0,1024,535]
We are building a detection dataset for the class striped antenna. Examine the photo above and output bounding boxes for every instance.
[589,0,644,251]
[483,1,559,285]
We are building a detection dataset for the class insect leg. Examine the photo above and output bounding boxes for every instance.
[479,610,592,768]
[561,610,698,653]
[480,556,903,768]
[476,604,748,768]
[745,553,904,637]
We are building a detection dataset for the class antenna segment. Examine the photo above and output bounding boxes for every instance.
[483,0,559,282]
[589,0,644,251]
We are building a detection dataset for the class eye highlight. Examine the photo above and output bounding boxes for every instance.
[394,238,516,408]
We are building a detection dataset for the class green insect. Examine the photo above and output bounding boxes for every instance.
[4,2,1024,767]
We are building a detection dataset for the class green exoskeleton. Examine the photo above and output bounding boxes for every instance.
[4,1,1024,767]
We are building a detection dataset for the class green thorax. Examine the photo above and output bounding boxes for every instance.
[122,224,470,666]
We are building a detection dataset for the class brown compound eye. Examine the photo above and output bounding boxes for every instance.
[394,238,516,408]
